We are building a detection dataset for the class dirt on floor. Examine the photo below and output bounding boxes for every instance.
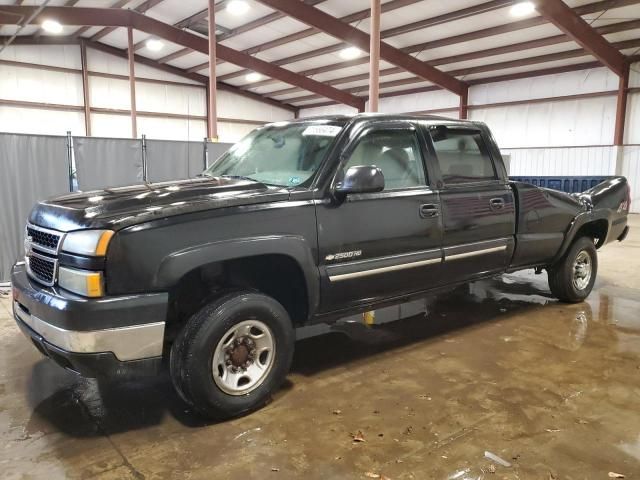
[1,216,640,479]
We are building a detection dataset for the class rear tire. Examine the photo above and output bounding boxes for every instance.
[548,236,597,303]
[170,291,295,419]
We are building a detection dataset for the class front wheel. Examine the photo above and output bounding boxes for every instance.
[548,236,598,303]
[170,291,295,419]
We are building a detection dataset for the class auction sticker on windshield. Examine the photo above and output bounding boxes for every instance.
[302,125,342,137]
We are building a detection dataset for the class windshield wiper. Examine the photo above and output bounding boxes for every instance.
[220,175,259,182]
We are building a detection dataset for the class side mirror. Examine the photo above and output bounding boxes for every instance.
[335,165,385,197]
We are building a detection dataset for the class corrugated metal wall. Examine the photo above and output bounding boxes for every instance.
[0,45,294,142]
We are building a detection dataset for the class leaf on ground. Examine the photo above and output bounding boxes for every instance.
[352,430,366,442]
[608,473,625,479]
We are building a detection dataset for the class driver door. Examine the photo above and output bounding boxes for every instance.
[316,122,443,313]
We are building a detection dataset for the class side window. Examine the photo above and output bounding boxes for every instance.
[343,129,427,190]
[429,127,497,184]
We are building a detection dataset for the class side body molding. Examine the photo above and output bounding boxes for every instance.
[154,235,320,315]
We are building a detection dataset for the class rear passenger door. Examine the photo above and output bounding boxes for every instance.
[425,125,515,283]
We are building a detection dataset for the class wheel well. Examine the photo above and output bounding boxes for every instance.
[165,255,309,340]
[576,219,608,248]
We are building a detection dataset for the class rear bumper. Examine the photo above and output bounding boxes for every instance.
[11,262,168,377]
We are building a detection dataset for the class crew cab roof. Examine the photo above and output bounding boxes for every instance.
[267,113,485,130]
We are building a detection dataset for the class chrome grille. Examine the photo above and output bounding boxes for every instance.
[25,224,64,286]
[26,252,58,286]
[26,223,63,255]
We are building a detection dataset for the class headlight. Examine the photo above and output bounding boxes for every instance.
[58,267,104,297]
[62,230,114,256]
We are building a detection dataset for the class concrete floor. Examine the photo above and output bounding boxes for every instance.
[1,216,640,479]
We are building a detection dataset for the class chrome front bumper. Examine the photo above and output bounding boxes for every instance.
[14,301,165,361]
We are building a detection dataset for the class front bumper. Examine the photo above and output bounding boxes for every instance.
[11,262,168,378]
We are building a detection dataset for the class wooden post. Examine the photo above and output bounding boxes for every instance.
[207,0,218,141]
[367,0,381,112]
[127,26,137,138]
[80,40,91,136]
[614,62,629,146]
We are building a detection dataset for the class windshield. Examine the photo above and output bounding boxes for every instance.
[203,122,344,187]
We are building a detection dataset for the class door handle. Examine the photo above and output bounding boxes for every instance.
[490,198,505,210]
[420,204,439,218]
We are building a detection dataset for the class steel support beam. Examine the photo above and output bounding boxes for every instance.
[219,0,501,83]
[459,86,468,120]
[207,0,218,141]
[127,26,137,138]
[91,0,163,42]
[368,0,380,112]
[255,0,466,95]
[0,5,364,109]
[534,0,627,76]
[614,62,630,146]
[80,41,91,136]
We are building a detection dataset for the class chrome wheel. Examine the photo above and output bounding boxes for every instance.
[572,250,592,291]
[212,320,276,396]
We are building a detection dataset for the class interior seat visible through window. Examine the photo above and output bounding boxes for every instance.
[342,128,426,190]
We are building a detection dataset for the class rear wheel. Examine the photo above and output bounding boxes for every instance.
[170,291,295,419]
[548,236,598,303]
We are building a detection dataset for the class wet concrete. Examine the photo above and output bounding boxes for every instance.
[1,216,640,479]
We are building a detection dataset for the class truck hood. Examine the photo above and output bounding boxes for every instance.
[29,176,290,232]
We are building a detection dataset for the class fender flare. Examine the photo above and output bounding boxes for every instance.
[552,210,610,264]
[154,235,320,315]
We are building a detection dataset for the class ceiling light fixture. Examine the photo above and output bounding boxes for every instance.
[146,38,164,51]
[339,47,362,60]
[42,19,63,34]
[245,72,262,82]
[227,0,250,16]
[510,1,535,16]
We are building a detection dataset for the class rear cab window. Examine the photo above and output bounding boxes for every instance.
[427,126,497,185]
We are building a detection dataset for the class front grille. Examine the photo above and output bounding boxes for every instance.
[27,254,57,286]
[25,224,64,286]
[26,225,61,253]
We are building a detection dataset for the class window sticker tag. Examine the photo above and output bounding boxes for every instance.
[302,125,342,137]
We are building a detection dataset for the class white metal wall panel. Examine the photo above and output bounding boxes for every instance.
[90,113,133,138]
[502,146,617,177]
[0,63,83,106]
[620,145,640,214]
[298,104,359,118]
[375,89,459,114]
[626,93,640,145]
[469,66,619,105]
[216,90,294,123]
[136,82,206,116]
[470,96,617,148]
[137,116,206,142]
[0,44,81,70]
[89,76,132,110]
[0,106,85,135]
[217,122,261,143]
[87,48,200,85]
[629,62,640,88]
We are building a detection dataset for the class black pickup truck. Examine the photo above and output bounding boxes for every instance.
[12,114,630,418]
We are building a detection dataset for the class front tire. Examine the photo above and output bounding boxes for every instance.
[170,291,295,419]
[548,236,598,303]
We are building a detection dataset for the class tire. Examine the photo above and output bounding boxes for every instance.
[170,291,295,419]
[548,236,598,303]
